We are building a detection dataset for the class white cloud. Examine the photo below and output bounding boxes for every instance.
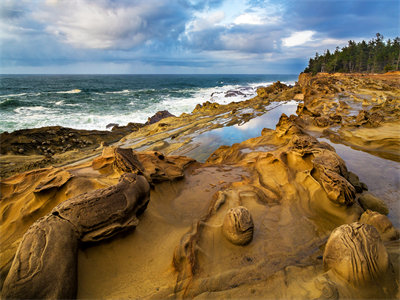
[185,10,225,33]
[33,0,183,49]
[282,30,315,47]
[234,13,264,25]
[233,12,281,26]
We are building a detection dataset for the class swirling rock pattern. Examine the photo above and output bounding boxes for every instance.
[2,173,150,299]
[323,222,389,286]
[1,215,79,299]
[53,173,150,243]
[222,206,254,245]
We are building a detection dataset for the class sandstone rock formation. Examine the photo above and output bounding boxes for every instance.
[322,222,397,298]
[0,147,193,289]
[167,116,369,299]
[324,222,389,285]
[2,173,150,299]
[1,73,399,299]
[222,206,254,245]
[360,210,399,241]
[358,192,389,215]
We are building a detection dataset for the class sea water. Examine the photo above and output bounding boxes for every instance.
[0,74,297,133]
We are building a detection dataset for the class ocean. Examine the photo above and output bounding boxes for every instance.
[0,74,297,133]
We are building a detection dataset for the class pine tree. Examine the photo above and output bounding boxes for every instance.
[304,33,400,74]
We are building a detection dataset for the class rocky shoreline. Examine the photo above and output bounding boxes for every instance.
[1,72,399,299]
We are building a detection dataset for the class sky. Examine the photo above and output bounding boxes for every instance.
[0,0,399,74]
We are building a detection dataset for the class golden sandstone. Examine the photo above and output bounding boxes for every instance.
[1,72,399,299]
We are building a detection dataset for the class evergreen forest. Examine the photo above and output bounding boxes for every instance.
[304,33,400,74]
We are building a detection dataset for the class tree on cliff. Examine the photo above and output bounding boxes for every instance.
[304,33,400,74]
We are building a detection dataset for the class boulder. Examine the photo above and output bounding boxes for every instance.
[146,110,175,125]
[360,210,399,241]
[358,192,389,215]
[222,206,254,245]
[323,222,389,286]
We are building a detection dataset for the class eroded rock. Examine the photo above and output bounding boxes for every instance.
[323,222,389,286]
[2,173,150,299]
[222,206,254,245]
[2,215,78,299]
[360,210,399,241]
[53,173,150,243]
[92,147,195,183]
[358,192,389,215]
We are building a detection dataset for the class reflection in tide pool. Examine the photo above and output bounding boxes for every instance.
[319,138,400,227]
[181,101,298,162]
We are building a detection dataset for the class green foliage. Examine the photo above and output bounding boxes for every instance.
[304,33,400,74]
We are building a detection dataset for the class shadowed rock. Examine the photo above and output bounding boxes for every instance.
[2,173,150,299]
[113,147,145,174]
[92,147,194,183]
[358,192,389,215]
[222,206,254,245]
[146,110,175,125]
[317,169,356,206]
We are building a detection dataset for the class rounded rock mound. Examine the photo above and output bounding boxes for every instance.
[323,222,389,286]
[222,206,254,246]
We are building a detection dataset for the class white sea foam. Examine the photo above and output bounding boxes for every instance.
[106,89,131,94]
[1,78,298,133]
[14,106,49,113]
[55,89,81,94]
[0,93,28,98]
[127,81,280,123]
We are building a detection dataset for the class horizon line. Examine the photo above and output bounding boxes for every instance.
[0,73,299,76]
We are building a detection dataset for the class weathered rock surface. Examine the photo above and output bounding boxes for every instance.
[322,222,397,298]
[2,173,150,299]
[168,116,370,299]
[297,72,400,162]
[0,124,144,178]
[2,215,79,299]
[323,222,389,285]
[222,206,254,245]
[360,210,399,241]
[0,147,192,289]
[1,73,399,299]
[358,192,389,215]
[92,147,195,182]
[256,81,289,98]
